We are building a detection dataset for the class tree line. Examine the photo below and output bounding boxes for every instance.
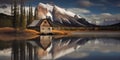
[11,0,34,31]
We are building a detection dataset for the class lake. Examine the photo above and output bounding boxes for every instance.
[0,34,120,60]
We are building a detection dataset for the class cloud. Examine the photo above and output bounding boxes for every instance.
[116,4,120,7]
[0,0,11,4]
[0,5,35,15]
[0,4,7,9]
[67,8,91,14]
[86,13,120,25]
[77,0,93,7]
[99,13,120,20]
[0,5,11,15]
[100,13,112,16]
[0,0,29,4]
[77,0,120,9]
[89,13,120,20]
[99,0,120,7]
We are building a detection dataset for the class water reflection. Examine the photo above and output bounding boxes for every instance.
[0,36,120,60]
[11,40,38,60]
[10,36,92,60]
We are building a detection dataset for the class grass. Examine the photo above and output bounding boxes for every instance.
[0,27,14,33]
[0,27,39,41]
[0,27,39,34]
[52,30,69,35]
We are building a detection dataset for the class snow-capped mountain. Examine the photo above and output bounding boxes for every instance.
[35,3,95,27]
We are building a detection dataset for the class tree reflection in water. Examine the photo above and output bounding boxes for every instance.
[11,40,37,60]
[11,36,92,60]
[11,36,120,60]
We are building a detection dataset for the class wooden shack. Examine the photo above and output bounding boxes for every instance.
[28,18,53,34]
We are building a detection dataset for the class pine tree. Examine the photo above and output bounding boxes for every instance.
[11,0,14,16]
[12,0,28,31]
[27,10,29,25]
[22,7,27,30]
[16,6,20,28]
[34,8,38,20]
[13,0,19,29]
[30,6,34,23]
[19,0,27,30]
[27,5,30,25]
[27,5,33,25]
[11,0,21,30]
[20,0,24,28]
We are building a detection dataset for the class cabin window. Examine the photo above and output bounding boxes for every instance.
[44,21,47,24]
[48,28,50,30]
[52,28,54,30]
[49,36,51,39]
[42,28,44,30]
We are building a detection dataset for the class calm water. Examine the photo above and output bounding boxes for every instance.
[0,35,120,60]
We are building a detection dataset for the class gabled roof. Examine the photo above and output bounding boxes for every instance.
[28,20,41,27]
[28,19,53,27]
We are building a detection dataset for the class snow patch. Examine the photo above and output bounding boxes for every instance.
[46,12,53,21]
[38,3,76,17]
[54,6,75,17]
[39,3,53,12]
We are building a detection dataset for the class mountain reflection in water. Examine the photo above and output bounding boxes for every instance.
[0,36,120,60]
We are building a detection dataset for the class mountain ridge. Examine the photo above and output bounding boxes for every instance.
[35,3,96,27]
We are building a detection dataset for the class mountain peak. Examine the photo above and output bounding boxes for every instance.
[35,2,90,27]
[53,5,76,17]
[38,3,53,12]
[37,3,79,18]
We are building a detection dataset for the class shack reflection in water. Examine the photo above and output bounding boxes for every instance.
[0,36,120,60]
[11,36,91,60]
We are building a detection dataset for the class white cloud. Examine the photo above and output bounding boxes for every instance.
[78,0,93,7]
[0,5,35,15]
[0,5,11,15]
[86,13,120,25]
[100,13,112,16]
[87,13,120,20]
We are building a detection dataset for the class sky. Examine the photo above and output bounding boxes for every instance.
[0,0,120,24]
[0,0,120,14]
[25,0,120,14]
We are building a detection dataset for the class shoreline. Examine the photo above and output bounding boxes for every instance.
[0,27,39,41]
[0,27,120,37]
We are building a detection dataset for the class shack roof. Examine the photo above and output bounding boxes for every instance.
[28,19,53,27]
